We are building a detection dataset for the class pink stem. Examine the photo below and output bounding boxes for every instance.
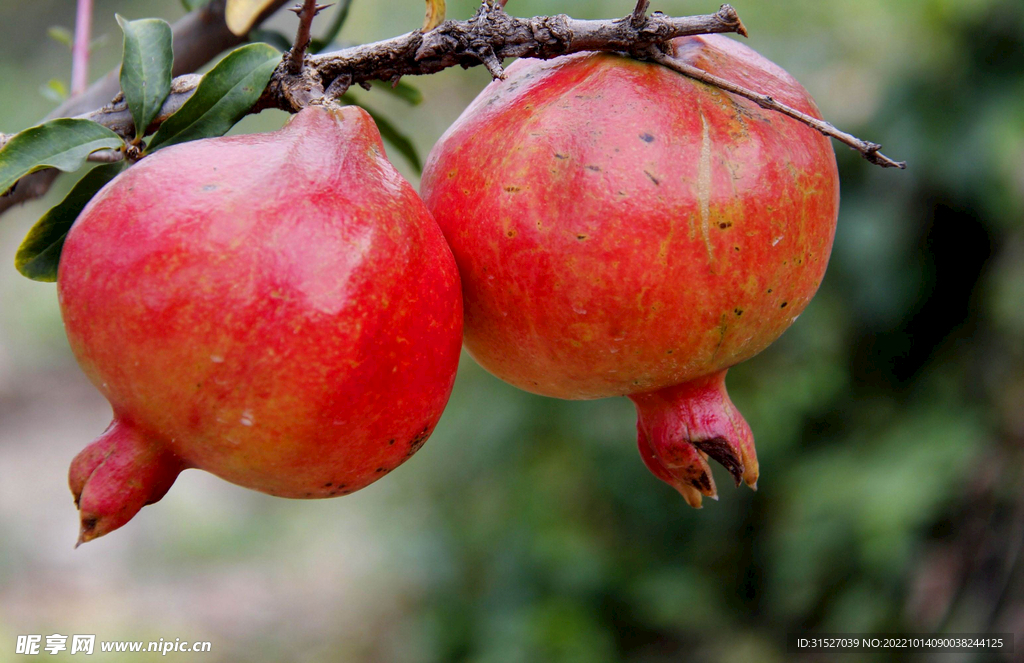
[71,0,93,96]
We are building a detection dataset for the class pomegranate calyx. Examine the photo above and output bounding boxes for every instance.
[69,419,185,546]
[629,370,758,508]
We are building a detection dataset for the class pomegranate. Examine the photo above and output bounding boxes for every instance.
[59,104,463,544]
[421,35,839,506]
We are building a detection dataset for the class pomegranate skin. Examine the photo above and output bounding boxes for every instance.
[59,105,462,543]
[422,35,838,504]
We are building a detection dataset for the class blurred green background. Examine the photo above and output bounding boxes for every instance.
[1,0,1022,661]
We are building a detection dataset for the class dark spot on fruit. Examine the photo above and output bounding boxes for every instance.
[388,439,395,445]
[305,492,312,497]
[644,170,660,185]
[767,288,773,293]
[781,302,788,308]
[504,185,521,193]
[81,517,98,535]
[324,482,333,487]
[375,467,385,473]
[734,309,743,316]
[554,153,568,160]
[666,349,674,354]
[718,222,732,229]
[734,246,740,252]
[507,229,517,238]
[576,234,587,240]
[407,425,431,453]
[586,165,601,172]
[640,133,655,143]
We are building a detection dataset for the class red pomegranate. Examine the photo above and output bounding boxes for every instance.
[421,35,839,506]
[59,105,463,544]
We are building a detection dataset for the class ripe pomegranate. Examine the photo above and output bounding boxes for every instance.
[59,105,463,544]
[421,35,839,506]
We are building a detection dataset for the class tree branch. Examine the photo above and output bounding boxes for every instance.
[74,3,751,139]
[2,2,904,217]
[646,48,906,169]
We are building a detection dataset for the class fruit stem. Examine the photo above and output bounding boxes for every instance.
[69,419,185,546]
[629,370,758,508]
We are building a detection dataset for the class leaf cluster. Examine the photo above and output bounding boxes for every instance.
[0,18,282,281]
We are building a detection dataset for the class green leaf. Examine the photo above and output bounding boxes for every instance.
[370,79,424,106]
[116,16,174,139]
[147,43,281,152]
[40,79,69,103]
[15,161,127,282]
[343,95,422,173]
[48,26,73,49]
[0,120,124,195]
[90,33,111,51]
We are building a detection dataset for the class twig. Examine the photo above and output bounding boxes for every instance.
[71,0,93,95]
[287,0,329,74]
[647,48,906,169]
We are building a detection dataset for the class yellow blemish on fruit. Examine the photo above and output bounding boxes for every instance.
[697,108,714,263]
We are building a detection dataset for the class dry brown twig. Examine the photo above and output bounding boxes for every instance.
[0,1,904,218]
[646,48,905,169]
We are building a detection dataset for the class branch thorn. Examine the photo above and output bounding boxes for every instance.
[476,45,506,79]
[287,0,329,74]
[631,0,651,28]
